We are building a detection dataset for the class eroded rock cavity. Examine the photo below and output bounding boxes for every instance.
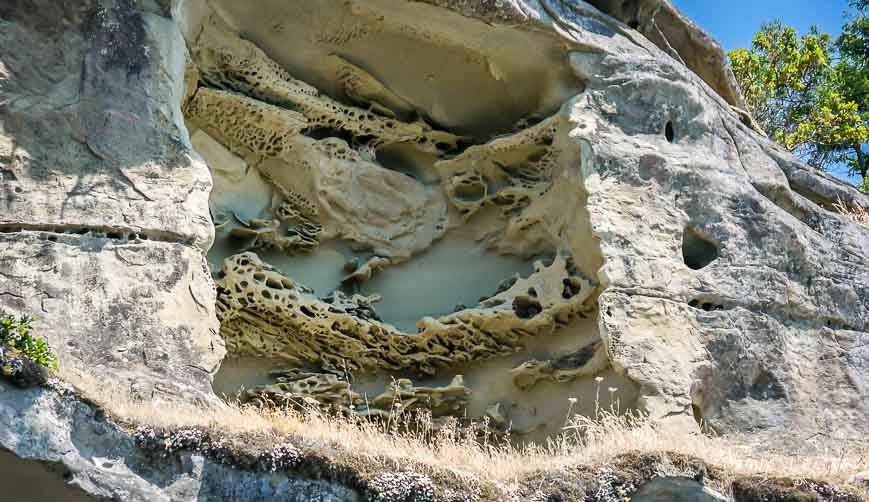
[186,2,638,441]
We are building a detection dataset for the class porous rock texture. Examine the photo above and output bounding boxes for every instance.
[0,0,867,500]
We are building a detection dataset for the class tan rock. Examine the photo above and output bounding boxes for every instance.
[0,1,867,499]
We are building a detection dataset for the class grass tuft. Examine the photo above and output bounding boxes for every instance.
[54,366,869,500]
[834,198,869,228]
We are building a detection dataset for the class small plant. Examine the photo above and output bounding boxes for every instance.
[0,311,58,369]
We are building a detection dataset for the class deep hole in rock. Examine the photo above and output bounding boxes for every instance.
[682,227,718,270]
[688,298,724,312]
[665,120,675,143]
[512,296,542,319]
[305,126,355,144]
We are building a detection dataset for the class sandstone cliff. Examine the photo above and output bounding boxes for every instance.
[0,0,867,500]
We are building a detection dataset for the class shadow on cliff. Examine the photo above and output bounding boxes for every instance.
[0,447,101,502]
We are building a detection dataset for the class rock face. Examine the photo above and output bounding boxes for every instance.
[0,383,360,501]
[630,477,728,502]
[0,0,225,406]
[1,0,867,500]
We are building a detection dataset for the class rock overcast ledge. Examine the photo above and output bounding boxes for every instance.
[0,0,867,500]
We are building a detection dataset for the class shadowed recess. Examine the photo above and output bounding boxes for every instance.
[0,449,97,502]
[187,0,638,443]
[682,227,719,270]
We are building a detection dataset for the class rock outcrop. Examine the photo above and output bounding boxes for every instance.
[1,0,867,500]
[0,0,225,407]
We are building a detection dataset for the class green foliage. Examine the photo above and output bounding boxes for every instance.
[728,3,869,188]
[0,311,58,369]
[834,0,869,181]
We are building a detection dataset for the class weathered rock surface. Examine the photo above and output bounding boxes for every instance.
[0,381,360,501]
[631,476,728,502]
[0,233,223,402]
[1,0,867,500]
[0,0,224,406]
[0,0,213,248]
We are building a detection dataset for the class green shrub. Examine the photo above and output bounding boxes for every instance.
[0,311,58,369]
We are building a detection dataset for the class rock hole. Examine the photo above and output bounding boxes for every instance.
[682,227,718,270]
[453,178,486,202]
[688,298,725,311]
[512,296,542,319]
[304,127,355,144]
[665,121,675,143]
[561,278,581,299]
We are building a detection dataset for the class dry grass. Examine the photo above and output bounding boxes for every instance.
[834,198,869,228]
[57,366,869,499]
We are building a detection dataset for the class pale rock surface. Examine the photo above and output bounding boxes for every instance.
[0,233,223,403]
[0,381,359,501]
[0,0,213,248]
[631,476,728,502]
[0,0,867,500]
[0,0,224,405]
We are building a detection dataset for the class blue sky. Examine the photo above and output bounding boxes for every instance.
[673,0,860,183]
[673,0,852,52]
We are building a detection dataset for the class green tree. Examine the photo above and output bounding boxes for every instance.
[835,0,869,189]
[728,1,869,189]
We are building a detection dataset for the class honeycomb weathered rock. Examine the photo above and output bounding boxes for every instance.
[193,19,464,153]
[3,0,867,499]
[215,252,598,375]
[247,370,472,421]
